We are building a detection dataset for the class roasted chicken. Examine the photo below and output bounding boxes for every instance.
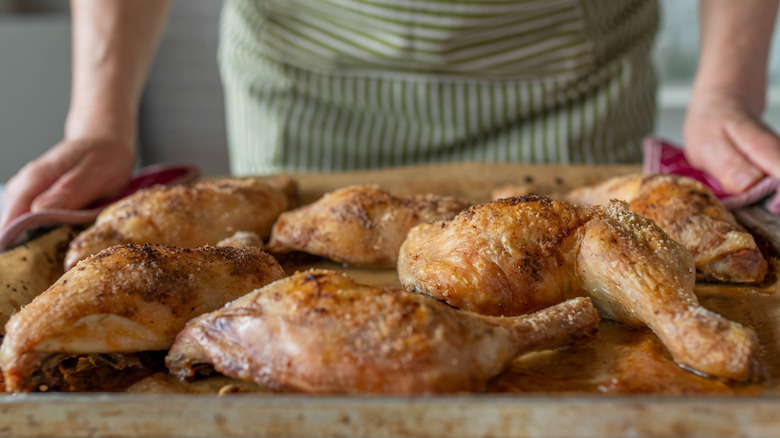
[0,243,286,392]
[398,196,758,381]
[215,231,264,249]
[265,185,470,267]
[561,173,766,283]
[64,176,298,270]
[166,269,600,394]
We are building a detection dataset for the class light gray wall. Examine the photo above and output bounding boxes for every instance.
[139,0,229,176]
[0,14,71,183]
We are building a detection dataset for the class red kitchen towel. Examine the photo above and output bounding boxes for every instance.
[643,137,780,214]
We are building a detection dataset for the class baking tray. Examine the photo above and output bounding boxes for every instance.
[1,163,779,438]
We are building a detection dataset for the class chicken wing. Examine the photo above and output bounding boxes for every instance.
[64,176,298,270]
[398,196,758,380]
[562,173,768,283]
[166,269,599,394]
[0,243,285,392]
[265,185,470,267]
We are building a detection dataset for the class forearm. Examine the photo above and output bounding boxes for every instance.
[66,0,172,143]
[694,0,779,115]
[682,0,780,193]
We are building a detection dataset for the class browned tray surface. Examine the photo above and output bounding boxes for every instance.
[1,162,779,438]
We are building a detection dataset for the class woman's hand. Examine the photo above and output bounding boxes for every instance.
[683,90,780,194]
[684,0,780,194]
[0,137,135,229]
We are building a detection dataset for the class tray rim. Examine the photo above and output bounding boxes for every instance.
[2,392,780,438]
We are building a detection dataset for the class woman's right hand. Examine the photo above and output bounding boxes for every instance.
[0,0,173,230]
[0,136,135,229]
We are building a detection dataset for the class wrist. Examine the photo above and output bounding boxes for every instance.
[64,106,138,149]
[695,0,776,116]
[689,81,766,117]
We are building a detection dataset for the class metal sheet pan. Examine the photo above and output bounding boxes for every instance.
[1,163,778,438]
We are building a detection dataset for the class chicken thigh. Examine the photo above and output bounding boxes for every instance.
[562,173,768,283]
[166,269,599,394]
[64,176,298,270]
[265,185,470,266]
[398,196,758,381]
[0,243,286,392]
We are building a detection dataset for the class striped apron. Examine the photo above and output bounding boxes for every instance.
[219,0,659,175]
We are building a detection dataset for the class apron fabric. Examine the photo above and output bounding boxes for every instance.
[219,0,659,175]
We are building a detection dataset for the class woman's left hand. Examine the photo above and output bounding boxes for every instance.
[683,89,780,194]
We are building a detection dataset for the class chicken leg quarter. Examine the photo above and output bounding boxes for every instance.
[265,185,470,266]
[166,270,600,394]
[563,173,767,283]
[0,243,286,392]
[65,176,298,270]
[398,196,758,381]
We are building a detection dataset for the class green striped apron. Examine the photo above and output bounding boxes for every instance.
[219,0,659,175]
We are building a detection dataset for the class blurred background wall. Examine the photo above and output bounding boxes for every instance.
[2,0,780,184]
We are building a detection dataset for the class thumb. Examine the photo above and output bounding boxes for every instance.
[726,118,780,181]
[716,161,765,194]
[684,139,764,194]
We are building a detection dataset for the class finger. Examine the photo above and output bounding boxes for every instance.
[725,119,780,179]
[0,160,66,228]
[31,158,130,212]
[0,187,33,230]
[685,136,764,194]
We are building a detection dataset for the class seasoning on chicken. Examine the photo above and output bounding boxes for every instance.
[166,269,599,394]
[398,196,758,381]
[0,243,286,392]
[265,185,470,267]
[561,173,767,283]
[64,175,298,270]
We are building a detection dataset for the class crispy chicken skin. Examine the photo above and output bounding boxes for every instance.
[166,270,599,394]
[64,176,298,270]
[265,185,470,267]
[398,196,758,381]
[562,173,768,283]
[0,243,285,392]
